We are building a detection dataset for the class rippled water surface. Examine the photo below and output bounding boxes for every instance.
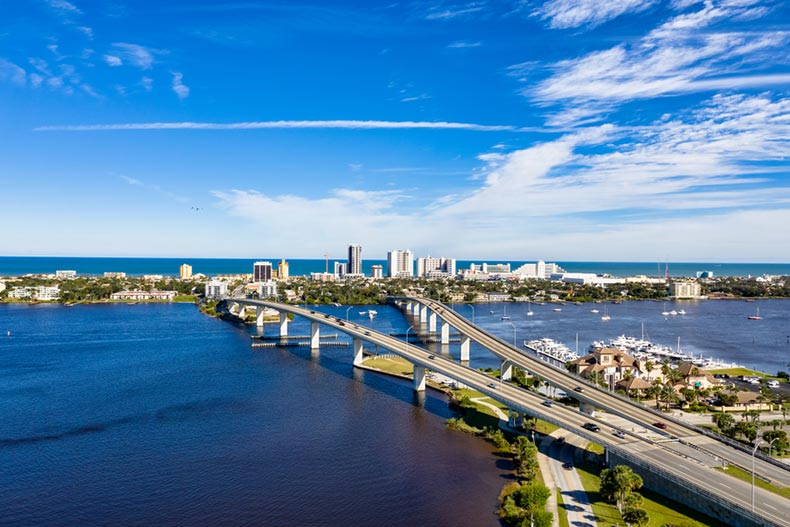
[0,303,507,527]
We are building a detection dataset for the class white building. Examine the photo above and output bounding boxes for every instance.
[103,272,127,279]
[416,256,456,278]
[258,281,278,299]
[348,244,363,276]
[552,273,626,286]
[254,261,273,282]
[0,282,5,293]
[205,280,228,299]
[387,249,414,278]
[110,290,177,301]
[371,265,383,279]
[334,262,347,277]
[512,261,566,280]
[56,270,77,279]
[669,281,702,298]
[8,286,61,301]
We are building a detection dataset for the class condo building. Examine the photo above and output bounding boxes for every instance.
[348,244,362,276]
[387,249,414,278]
[253,261,273,282]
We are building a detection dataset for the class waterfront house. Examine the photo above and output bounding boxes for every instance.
[570,347,642,385]
[676,362,719,390]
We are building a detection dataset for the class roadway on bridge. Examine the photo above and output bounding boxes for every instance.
[410,296,790,486]
[232,298,788,526]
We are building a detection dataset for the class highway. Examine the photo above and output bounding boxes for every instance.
[231,298,788,526]
[409,297,790,484]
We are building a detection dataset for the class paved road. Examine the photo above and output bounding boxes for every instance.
[230,299,789,527]
[543,438,598,527]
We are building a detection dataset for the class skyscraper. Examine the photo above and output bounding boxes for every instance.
[348,244,362,276]
[253,261,273,282]
[387,249,413,277]
[278,258,289,279]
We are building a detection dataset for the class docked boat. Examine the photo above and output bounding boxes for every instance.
[368,310,377,320]
[590,309,599,314]
[747,308,762,320]
[524,338,579,363]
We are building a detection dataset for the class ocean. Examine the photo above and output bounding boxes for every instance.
[1,256,788,278]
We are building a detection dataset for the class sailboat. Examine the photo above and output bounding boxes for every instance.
[601,306,611,321]
[368,310,377,320]
[747,308,762,320]
[661,303,670,316]
[501,304,510,321]
[526,301,533,317]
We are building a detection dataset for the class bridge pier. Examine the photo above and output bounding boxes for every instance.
[412,303,420,317]
[310,322,320,350]
[255,306,265,327]
[413,364,426,392]
[460,335,470,362]
[500,360,513,381]
[353,338,364,366]
[428,312,437,333]
[440,322,449,344]
[279,312,288,336]
[419,305,428,323]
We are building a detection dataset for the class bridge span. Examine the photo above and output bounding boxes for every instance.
[225,297,787,527]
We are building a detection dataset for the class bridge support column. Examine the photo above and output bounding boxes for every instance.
[255,306,265,327]
[310,322,320,350]
[413,365,426,392]
[440,322,450,344]
[406,302,413,314]
[419,305,428,323]
[460,335,470,362]
[428,312,437,333]
[353,338,364,366]
[279,312,288,336]
[579,402,596,417]
[412,303,420,317]
[501,360,513,381]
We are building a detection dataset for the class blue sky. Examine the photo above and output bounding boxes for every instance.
[2,0,790,262]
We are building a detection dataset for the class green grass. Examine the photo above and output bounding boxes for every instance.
[363,355,413,376]
[576,461,725,527]
[556,489,570,527]
[707,367,768,377]
[715,465,790,499]
[173,294,197,302]
[586,442,605,455]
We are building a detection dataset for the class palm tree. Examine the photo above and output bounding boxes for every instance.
[660,384,678,412]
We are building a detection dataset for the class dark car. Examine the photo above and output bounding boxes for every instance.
[562,462,573,470]
[428,354,436,360]
[653,422,668,430]
[574,386,584,393]
[542,400,553,407]
[487,382,497,389]
[582,423,600,432]
[555,436,565,445]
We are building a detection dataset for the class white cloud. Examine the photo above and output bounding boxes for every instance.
[424,2,485,20]
[0,58,26,86]
[77,26,93,38]
[171,71,190,99]
[35,119,517,132]
[111,43,155,70]
[103,54,122,67]
[46,0,82,15]
[537,0,657,29]
[140,76,153,91]
[447,40,482,48]
[526,1,790,125]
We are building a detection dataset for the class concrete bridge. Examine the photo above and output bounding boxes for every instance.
[225,297,788,527]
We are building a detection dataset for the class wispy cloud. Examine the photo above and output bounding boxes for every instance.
[103,54,122,67]
[46,0,82,15]
[0,58,26,86]
[536,0,658,29]
[119,175,189,203]
[35,119,517,132]
[447,40,482,48]
[524,1,790,125]
[424,2,485,20]
[111,43,156,70]
[171,71,189,99]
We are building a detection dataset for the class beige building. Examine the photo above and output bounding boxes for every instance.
[570,347,643,385]
[669,280,702,298]
[179,263,193,280]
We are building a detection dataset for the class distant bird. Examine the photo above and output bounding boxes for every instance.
[190,206,201,211]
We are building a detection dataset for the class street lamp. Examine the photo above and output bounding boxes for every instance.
[767,437,779,458]
[508,322,517,348]
[752,439,762,513]
[467,304,475,324]
[405,325,413,343]
[346,306,352,321]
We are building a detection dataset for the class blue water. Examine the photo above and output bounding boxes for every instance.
[1,256,788,278]
[446,299,790,375]
[0,303,507,526]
